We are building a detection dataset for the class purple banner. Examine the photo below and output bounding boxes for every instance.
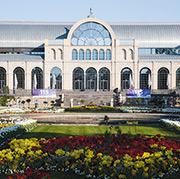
[127,89,151,98]
[33,89,56,97]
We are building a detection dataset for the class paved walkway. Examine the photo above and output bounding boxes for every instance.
[0,112,179,125]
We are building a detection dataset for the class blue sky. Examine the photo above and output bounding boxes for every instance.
[1,0,180,22]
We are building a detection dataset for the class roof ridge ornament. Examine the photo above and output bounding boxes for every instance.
[87,8,94,18]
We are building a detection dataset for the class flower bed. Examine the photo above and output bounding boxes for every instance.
[65,105,122,112]
[0,118,37,145]
[160,119,180,134]
[1,134,180,178]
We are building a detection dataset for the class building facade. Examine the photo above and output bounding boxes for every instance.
[1,13,180,95]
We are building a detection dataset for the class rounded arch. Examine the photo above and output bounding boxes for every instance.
[0,67,6,89]
[67,17,116,46]
[51,48,56,60]
[158,67,169,89]
[129,49,134,60]
[122,49,127,60]
[176,68,180,89]
[86,67,97,91]
[139,67,151,89]
[121,67,132,89]
[59,49,63,60]
[50,67,62,90]
[13,67,25,89]
[73,67,84,90]
[99,67,110,91]
[31,67,43,89]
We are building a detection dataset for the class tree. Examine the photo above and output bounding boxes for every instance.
[26,99,31,108]
[43,101,48,106]
[80,99,85,105]
[51,100,55,106]
[21,100,26,108]
[0,95,15,106]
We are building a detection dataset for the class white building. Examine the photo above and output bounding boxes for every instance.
[0,11,180,104]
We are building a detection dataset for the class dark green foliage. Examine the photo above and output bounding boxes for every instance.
[0,95,15,106]
[2,86,9,94]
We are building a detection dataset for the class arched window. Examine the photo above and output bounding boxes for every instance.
[121,68,132,89]
[50,67,62,90]
[176,68,180,89]
[106,49,111,60]
[71,22,112,46]
[99,67,110,91]
[86,49,91,60]
[13,67,25,89]
[140,68,151,89]
[130,49,134,60]
[52,49,56,60]
[99,49,105,60]
[72,49,78,60]
[158,67,169,89]
[59,49,63,60]
[92,49,98,60]
[73,67,84,90]
[122,49,126,60]
[79,49,84,60]
[0,67,6,89]
[86,67,97,91]
[32,67,43,89]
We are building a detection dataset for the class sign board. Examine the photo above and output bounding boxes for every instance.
[33,89,56,98]
[127,89,151,98]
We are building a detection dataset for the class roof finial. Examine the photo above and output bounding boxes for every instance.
[87,8,94,18]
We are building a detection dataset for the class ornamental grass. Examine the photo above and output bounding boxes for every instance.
[0,134,180,178]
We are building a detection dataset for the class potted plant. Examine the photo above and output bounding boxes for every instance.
[80,99,85,106]
[26,98,31,108]
[21,100,26,108]
[60,101,64,107]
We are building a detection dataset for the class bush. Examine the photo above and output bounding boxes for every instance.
[2,86,9,94]
[0,95,15,106]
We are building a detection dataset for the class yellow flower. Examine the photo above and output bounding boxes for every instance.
[114,159,121,167]
[123,154,132,161]
[134,161,145,169]
[97,153,102,158]
[165,150,173,156]
[123,160,134,168]
[55,149,65,156]
[35,150,43,156]
[85,149,94,158]
[118,174,126,179]
[154,152,163,158]
[150,144,158,148]
[142,152,150,159]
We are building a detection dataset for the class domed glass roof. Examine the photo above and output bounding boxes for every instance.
[71,22,112,46]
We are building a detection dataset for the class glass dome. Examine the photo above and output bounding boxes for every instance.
[71,22,112,46]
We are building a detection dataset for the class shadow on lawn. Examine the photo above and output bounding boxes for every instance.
[18,132,105,139]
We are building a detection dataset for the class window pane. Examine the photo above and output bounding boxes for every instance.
[99,49,104,60]
[86,49,91,60]
[92,49,98,60]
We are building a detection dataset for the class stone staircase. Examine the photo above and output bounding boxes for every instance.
[57,91,114,106]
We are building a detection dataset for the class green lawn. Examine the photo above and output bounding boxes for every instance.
[19,125,180,139]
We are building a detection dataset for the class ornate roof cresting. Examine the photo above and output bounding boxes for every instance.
[87,8,94,18]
